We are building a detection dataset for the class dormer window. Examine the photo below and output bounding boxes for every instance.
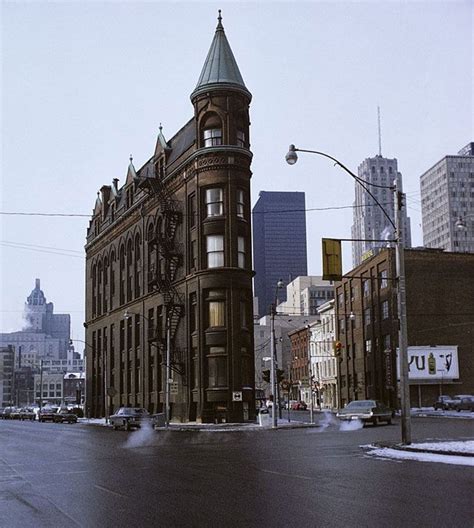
[203,128,222,147]
[236,130,245,148]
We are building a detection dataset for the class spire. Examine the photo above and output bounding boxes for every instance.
[191,11,251,101]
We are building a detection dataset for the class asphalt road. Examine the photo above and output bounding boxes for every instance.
[0,416,472,528]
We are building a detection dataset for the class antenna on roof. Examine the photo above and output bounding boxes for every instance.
[377,106,382,157]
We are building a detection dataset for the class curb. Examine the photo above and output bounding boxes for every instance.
[372,442,474,458]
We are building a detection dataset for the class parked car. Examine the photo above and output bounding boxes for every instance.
[336,400,393,425]
[53,408,78,424]
[2,406,18,419]
[38,406,60,422]
[109,407,151,430]
[433,395,455,410]
[449,395,474,410]
[19,408,36,421]
[453,396,474,412]
[291,401,307,411]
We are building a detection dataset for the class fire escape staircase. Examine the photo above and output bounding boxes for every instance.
[138,166,185,379]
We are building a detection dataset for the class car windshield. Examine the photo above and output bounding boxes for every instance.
[346,400,376,408]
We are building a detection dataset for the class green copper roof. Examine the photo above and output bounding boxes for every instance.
[191,12,251,100]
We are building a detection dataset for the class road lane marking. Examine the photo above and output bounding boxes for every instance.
[260,469,312,480]
[94,484,129,498]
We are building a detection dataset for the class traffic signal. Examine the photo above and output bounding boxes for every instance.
[262,369,270,383]
[322,238,342,281]
[277,369,285,383]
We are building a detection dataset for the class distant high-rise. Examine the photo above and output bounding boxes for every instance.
[252,191,307,317]
[420,142,474,253]
[352,156,411,267]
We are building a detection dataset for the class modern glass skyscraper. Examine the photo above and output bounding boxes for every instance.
[252,191,307,318]
[351,155,411,267]
[420,142,474,253]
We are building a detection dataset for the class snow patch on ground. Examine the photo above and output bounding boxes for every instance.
[410,440,474,454]
[366,446,474,467]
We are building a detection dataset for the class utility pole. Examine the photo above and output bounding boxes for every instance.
[165,313,171,428]
[270,303,277,428]
[395,173,411,444]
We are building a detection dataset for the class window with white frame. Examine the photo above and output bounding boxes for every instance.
[237,237,246,268]
[203,128,222,147]
[236,189,245,218]
[382,300,389,319]
[205,188,223,217]
[206,235,224,268]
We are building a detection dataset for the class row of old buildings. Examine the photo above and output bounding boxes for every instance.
[80,13,473,422]
[0,280,84,407]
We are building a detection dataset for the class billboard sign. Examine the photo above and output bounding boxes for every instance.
[397,346,459,381]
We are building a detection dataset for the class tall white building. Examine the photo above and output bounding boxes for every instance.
[352,155,411,267]
[420,142,474,253]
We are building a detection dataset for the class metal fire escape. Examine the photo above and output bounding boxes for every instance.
[138,165,185,378]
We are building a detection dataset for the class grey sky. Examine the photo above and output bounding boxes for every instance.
[1,1,472,343]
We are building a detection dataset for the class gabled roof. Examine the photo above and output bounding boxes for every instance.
[93,192,102,216]
[125,156,138,185]
[191,11,251,101]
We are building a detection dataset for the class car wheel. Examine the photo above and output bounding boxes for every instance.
[125,420,131,431]
[386,418,392,425]
[372,417,379,426]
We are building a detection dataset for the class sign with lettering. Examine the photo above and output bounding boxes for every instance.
[396,346,459,381]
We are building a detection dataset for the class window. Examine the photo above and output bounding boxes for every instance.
[236,190,245,218]
[190,239,197,271]
[238,237,246,268]
[363,279,370,297]
[205,188,223,217]
[190,293,197,333]
[209,300,225,327]
[382,301,389,319]
[206,235,224,268]
[365,339,371,354]
[240,300,248,329]
[188,193,197,228]
[203,128,222,147]
[380,270,388,289]
[208,348,227,388]
[364,308,371,326]
[236,130,245,148]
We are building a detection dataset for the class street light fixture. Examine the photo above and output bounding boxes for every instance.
[285,144,412,445]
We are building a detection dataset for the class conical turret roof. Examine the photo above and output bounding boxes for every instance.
[191,11,251,101]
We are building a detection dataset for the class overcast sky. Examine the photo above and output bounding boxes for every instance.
[1,0,472,343]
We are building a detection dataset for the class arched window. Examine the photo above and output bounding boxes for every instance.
[126,239,133,302]
[134,233,141,298]
[97,261,103,315]
[119,245,126,305]
[92,264,97,317]
[103,256,109,313]
[110,250,116,310]
[147,223,155,293]
[201,113,222,148]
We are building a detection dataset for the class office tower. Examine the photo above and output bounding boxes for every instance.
[421,142,474,253]
[252,191,307,318]
[352,156,411,267]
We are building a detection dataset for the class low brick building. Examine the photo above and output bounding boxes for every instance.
[335,248,474,408]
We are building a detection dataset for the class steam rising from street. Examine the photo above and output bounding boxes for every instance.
[123,421,156,448]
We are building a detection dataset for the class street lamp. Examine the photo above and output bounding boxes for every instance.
[286,144,412,445]
[270,279,284,428]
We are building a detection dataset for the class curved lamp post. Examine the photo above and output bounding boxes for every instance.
[285,144,411,445]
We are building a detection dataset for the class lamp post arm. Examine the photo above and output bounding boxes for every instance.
[294,147,396,232]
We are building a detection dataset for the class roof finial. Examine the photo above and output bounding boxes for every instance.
[159,122,163,133]
[129,154,133,163]
[217,9,223,29]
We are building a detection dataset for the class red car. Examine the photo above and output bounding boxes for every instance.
[291,401,307,411]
